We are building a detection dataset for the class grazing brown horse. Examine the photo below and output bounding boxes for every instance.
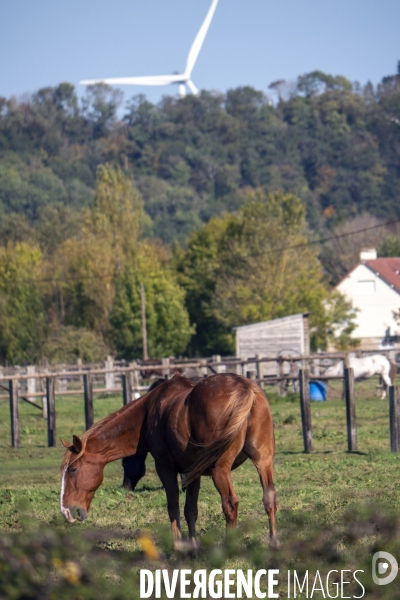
[60,373,278,550]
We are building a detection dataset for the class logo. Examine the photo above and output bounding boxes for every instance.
[372,551,398,586]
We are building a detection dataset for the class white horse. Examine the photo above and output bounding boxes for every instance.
[322,354,396,399]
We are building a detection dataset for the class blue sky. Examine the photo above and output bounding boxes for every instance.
[1,0,399,107]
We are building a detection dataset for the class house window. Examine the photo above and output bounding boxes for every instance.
[357,280,375,295]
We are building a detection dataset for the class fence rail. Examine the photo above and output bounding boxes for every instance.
[2,351,400,453]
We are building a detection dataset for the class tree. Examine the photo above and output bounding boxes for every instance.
[320,213,389,286]
[379,234,400,257]
[42,165,144,336]
[82,83,123,139]
[34,203,81,256]
[41,325,109,364]
[0,243,44,363]
[297,71,352,97]
[110,242,193,358]
[314,291,359,350]
[177,190,356,354]
[174,216,233,356]
[90,164,144,261]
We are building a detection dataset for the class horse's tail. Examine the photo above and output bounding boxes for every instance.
[182,381,257,487]
[389,360,397,385]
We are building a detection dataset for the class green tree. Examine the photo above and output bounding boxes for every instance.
[34,203,81,256]
[43,165,144,336]
[110,242,193,358]
[82,83,123,139]
[174,216,232,355]
[317,291,359,350]
[379,234,400,257]
[177,190,356,354]
[41,325,109,364]
[90,164,144,261]
[0,243,44,363]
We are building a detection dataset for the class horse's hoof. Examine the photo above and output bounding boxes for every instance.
[189,537,199,558]
[269,536,281,550]
[173,539,198,557]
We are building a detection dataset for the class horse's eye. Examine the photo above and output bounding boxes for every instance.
[68,466,77,473]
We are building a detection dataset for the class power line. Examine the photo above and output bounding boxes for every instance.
[266,217,400,255]
[4,217,400,284]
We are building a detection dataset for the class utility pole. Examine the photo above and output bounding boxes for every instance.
[140,283,148,361]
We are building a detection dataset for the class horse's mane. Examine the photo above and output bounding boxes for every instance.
[60,392,148,471]
[60,373,191,472]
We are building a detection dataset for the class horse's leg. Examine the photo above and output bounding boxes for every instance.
[184,477,201,556]
[154,462,182,545]
[211,464,239,529]
[122,453,147,491]
[381,371,392,399]
[252,456,279,548]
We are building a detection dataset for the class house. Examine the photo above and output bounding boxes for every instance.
[335,249,400,349]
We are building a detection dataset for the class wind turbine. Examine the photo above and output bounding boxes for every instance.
[81,0,219,98]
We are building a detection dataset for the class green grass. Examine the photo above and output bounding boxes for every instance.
[0,381,400,598]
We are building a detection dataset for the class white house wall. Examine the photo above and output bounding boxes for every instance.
[336,263,400,342]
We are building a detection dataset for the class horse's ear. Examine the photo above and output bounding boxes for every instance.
[72,435,83,454]
[60,438,71,448]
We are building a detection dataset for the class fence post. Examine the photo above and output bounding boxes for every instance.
[343,352,350,400]
[314,357,320,377]
[344,367,358,452]
[40,376,48,419]
[242,358,248,377]
[278,358,286,397]
[212,355,222,373]
[122,373,132,406]
[27,366,36,402]
[77,358,83,390]
[105,356,114,392]
[246,370,256,381]
[46,377,56,447]
[131,361,139,396]
[9,379,20,448]
[299,369,313,452]
[200,359,208,377]
[83,373,94,430]
[235,358,243,376]
[256,354,263,383]
[58,368,67,393]
[162,357,170,379]
[389,386,400,452]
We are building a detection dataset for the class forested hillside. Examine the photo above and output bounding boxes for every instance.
[0,65,399,363]
[1,65,400,242]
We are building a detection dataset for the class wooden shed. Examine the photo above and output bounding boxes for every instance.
[235,313,310,375]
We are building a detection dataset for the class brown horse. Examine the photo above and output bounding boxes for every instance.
[60,373,278,550]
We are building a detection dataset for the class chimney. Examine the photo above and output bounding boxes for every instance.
[360,248,377,261]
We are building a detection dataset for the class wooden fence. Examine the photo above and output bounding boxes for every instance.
[2,351,400,453]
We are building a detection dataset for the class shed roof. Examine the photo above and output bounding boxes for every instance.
[234,313,308,332]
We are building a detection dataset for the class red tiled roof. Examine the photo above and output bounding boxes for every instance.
[364,257,400,294]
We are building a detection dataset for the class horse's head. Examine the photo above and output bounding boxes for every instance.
[60,435,105,523]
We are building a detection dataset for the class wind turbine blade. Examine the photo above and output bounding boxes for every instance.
[186,79,199,95]
[185,0,219,76]
[179,84,186,98]
[80,74,184,86]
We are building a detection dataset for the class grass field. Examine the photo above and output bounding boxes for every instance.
[0,380,400,598]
